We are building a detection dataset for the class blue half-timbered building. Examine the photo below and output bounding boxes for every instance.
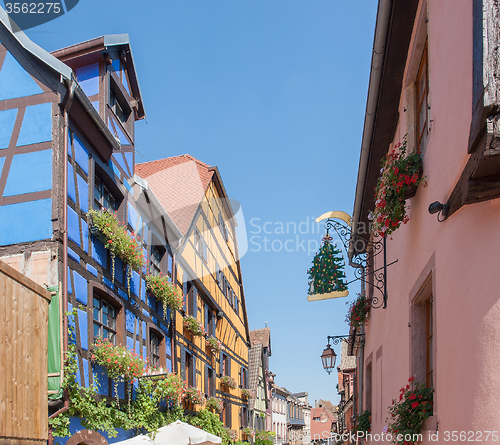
[0,9,182,442]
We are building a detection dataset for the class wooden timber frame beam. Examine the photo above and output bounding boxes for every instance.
[446,0,500,217]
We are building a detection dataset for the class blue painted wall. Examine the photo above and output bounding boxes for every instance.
[0,108,17,149]
[76,64,99,98]
[0,45,176,431]
[16,102,52,146]
[0,51,43,100]
[3,149,52,196]
[0,199,52,244]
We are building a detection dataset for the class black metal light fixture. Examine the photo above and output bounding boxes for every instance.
[321,344,337,374]
[321,334,365,375]
[428,201,448,222]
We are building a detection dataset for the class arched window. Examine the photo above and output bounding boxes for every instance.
[90,282,124,346]
[147,324,168,369]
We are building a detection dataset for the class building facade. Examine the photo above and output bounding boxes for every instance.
[336,341,355,443]
[136,156,251,437]
[271,385,288,445]
[310,405,336,444]
[248,342,269,432]
[293,393,311,444]
[285,389,305,445]
[0,9,250,443]
[249,327,272,432]
[348,0,500,442]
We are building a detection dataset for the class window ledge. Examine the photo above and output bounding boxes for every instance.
[422,415,438,432]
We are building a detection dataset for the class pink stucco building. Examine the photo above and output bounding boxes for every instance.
[349,0,500,443]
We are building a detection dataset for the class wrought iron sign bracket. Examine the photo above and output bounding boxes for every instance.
[327,334,365,348]
[324,218,397,309]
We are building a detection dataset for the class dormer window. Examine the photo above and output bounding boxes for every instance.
[110,89,129,124]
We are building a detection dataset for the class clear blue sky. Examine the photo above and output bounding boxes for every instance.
[23,0,378,406]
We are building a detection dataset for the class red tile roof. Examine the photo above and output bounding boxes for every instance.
[310,407,336,440]
[136,155,214,236]
[250,328,271,348]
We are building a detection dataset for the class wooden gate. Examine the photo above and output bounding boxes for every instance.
[0,260,52,444]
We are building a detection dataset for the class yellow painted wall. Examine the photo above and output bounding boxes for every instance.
[174,177,250,436]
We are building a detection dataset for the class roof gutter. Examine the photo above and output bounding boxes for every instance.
[349,0,392,260]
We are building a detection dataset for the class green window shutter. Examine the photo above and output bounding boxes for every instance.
[47,286,62,399]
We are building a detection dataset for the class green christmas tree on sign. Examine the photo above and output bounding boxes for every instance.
[308,235,347,296]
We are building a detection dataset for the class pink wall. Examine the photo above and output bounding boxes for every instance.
[363,0,500,443]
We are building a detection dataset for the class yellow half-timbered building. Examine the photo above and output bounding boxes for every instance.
[136,155,251,436]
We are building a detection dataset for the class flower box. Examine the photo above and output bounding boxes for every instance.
[183,386,206,406]
[241,388,253,399]
[386,377,433,445]
[225,428,238,443]
[364,298,373,313]
[183,316,206,337]
[88,209,146,287]
[346,293,369,329]
[403,166,423,200]
[206,397,224,413]
[90,225,108,245]
[91,338,145,382]
[206,336,222,354]
[242,427,255,440]
[220,375,237,390]
[146,274,184,317]
[369,136,426,237]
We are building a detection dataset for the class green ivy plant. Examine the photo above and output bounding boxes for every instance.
[188,409,231,445]
[49,312,185,438]
[48,325,124,438]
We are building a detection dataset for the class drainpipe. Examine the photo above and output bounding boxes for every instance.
[349,0,392,260]
[171,251,177,375]
[354,266,366,417]
[348,0,392,420]
[48,76,76,445]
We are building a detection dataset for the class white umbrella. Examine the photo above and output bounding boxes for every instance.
[113,420,223,445]
[153,420,222,445]
[113,436,151,445]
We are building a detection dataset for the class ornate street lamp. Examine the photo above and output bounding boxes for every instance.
[321,335,365,375]
[321,344,337,375]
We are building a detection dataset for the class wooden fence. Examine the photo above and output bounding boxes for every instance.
[0,260,52,444]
